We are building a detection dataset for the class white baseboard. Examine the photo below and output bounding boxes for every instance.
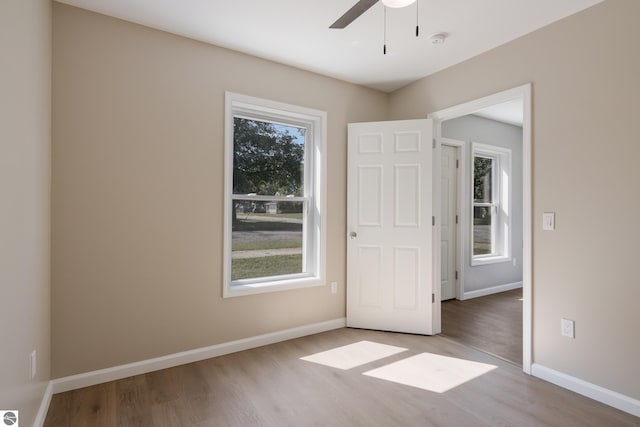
[531,363,640,418]
[33,381,53,427]
[51,317,346,395]
[461,281,522,300]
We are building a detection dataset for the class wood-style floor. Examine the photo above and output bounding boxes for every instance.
[44,327,639,426]
[442,288,523,365]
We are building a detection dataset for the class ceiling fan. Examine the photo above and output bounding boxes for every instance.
[330,0,417,29]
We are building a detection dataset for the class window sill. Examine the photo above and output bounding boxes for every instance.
[223,275,324,298]
[471,255,511,267]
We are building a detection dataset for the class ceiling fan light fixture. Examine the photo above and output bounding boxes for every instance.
[381,0,416,8]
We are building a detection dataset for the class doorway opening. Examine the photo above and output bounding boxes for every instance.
[429,84,532,373]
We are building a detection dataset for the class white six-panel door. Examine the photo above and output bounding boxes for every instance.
[347,120,435,335]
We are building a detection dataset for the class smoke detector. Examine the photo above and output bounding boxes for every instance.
[429,32,448,45]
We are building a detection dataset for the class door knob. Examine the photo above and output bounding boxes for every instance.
[349,231,357,239]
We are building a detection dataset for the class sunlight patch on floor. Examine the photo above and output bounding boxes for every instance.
[300,341,407,370]
[363,352,497,393]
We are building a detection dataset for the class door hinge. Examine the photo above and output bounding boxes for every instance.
[456,159,459,168]
[432,138,436,149]
[455,271,458,280]
[432,293,435,303]
[455,214,458,224]
[432,216,435,226]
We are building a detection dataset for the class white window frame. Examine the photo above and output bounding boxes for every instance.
[471,142,512,266]
[223,92,326,297]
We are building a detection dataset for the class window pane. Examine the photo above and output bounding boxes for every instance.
[232,199,304,280]
[473,206,492,256]
[233,118,305,196]
[474,157,493,203]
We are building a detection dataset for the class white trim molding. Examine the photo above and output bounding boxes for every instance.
[532,364,640,418]
[33,381,54,427]
[461,281,522,300]
[50,318,345,395]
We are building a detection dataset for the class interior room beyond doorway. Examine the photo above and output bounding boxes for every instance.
[439,98,524,365]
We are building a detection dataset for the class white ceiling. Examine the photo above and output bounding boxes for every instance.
[55,0,603,92]
[473,99,523,127]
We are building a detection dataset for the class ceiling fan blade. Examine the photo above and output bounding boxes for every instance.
[330,0,379,29]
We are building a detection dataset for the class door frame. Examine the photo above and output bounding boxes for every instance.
[440,138,465,301]
[429,83,532,374]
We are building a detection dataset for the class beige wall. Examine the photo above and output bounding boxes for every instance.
[51,3,388,378]
[0,0,52,424]
[391,0,640,399]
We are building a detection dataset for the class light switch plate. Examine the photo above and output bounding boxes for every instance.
[561,318,574,338]
[543,212,555,231]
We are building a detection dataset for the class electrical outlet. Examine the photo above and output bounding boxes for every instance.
[330,282,337,294]
[561,318,574,338]
[30,350,37,379]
